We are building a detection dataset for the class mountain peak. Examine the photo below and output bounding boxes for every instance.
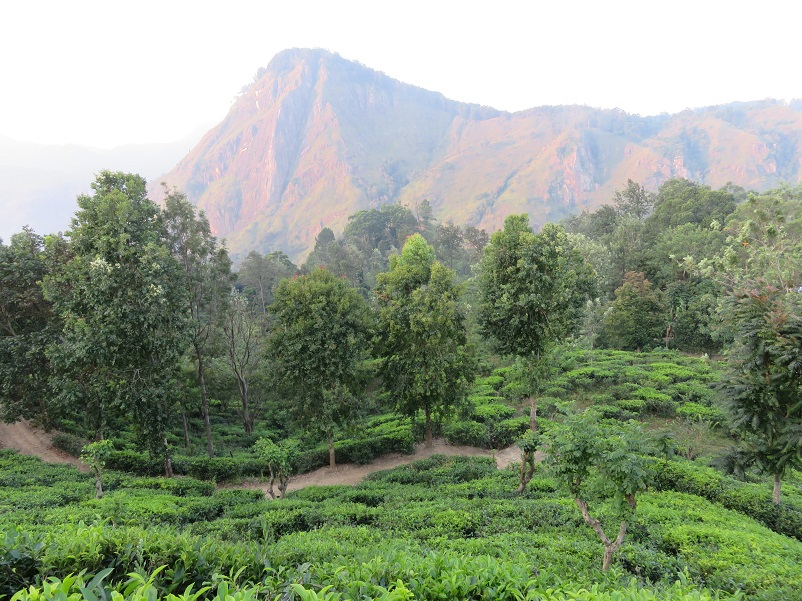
[152,50,802,261]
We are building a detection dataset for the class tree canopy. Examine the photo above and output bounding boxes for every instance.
[375,234,474,447]
[268,268,372,467]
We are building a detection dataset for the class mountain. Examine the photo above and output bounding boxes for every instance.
[154,49,802,261]
[0,129,206,243]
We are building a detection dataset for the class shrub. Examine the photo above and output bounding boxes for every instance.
[50,433,87,457]
[488,417,530,448]
[105,450,162,476]
[443,420,489,447]
[634,387,677,416]
[670,381,715,404]
[475,375,505,390]
[617,399,646,414]
[589,393,616,405]
[472,403,517,423]
[609,383,641,400]
[676,402,726,426]
[652,459,802,542]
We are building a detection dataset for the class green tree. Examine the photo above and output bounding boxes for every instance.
[477,217,594,432]
[648,178,742,231]
[161,188,233,457]
[546,411,653,571]
[80,439,114,499]
[43,171,190,470]
[375,234,474,447]
[0,228,69,425]
[614,179,655,220]
[434,220,464,269]
[601,272,667,351]
[238,250,297,315]
[720,285,802,504]
[254,437,298,499]
[268,268,371,468]
[303,229,364,288]
[221,291,264,435]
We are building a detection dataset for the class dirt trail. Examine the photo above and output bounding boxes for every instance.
[0,420,533,492]
[231,439,528,494]
[0,419,87,470]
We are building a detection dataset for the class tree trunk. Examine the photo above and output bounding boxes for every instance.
[528,396,538,432]
[196,351,214,458]
[328,430,336,469]
[94,471,104,499]
[164,439,174,478]
[575,497,628,571]
[424,406,433,448]
[773,473,781,504]
[181,411,190,449]
[278,471,288,499]
[235,372,253,436]
[517,450,536,493]
[267,467,276,500]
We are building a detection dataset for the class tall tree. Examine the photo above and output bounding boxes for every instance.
[600,272,667,351]
[477,217,594,431]
[0,228,69,425]
[43,171,190,470]
[434,220,464,269]
[238,250,297,315]
[221,291,263,435]
[268,268,371,467]
[375,234,474,447]
[161,189,233,457]
[720,285,802,504]
[695,185,802,502]
[614,179,655,220]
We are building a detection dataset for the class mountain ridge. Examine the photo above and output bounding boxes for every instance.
[154,49,802,261]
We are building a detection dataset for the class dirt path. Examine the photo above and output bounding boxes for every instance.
[0,420,87,470]
[230,438,529,495]
[0,420,534,493]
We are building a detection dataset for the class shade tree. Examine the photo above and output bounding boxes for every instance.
[477,217,594,431]
[375,234,474,447]
[42,171,190,469]
[161,188,233,457]
[268,268,371,468]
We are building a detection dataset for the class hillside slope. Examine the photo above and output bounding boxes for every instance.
[149,49,802,260]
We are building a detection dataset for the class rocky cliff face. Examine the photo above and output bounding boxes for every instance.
[153,49,802,260]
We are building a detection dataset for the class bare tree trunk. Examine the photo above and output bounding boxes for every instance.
[278,471,288,499]
[424,406,433,448]
[575,497,629,571]
[181,411,190,450]
[267,467,276,500]
[164,438,174,478]
[773,473,782,504]
[328,430,336,469]
[196,350,214,458]
[233,365,253,435]
[94,470,104,499]
[529,396,538,432]
[517,451,536,493]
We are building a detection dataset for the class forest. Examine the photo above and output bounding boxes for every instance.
[1,172,802,600]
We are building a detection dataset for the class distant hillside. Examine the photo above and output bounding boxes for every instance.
[0,130,206,243]
[153,49,802,261]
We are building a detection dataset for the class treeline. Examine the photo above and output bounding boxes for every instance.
[2,172,802,498]
[0,173,485,473]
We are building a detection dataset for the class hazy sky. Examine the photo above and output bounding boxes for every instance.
[2,0,798,149]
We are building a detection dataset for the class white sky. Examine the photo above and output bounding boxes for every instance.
[1,0,798,149]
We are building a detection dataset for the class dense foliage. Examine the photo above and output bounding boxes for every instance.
[3,172,802,599]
